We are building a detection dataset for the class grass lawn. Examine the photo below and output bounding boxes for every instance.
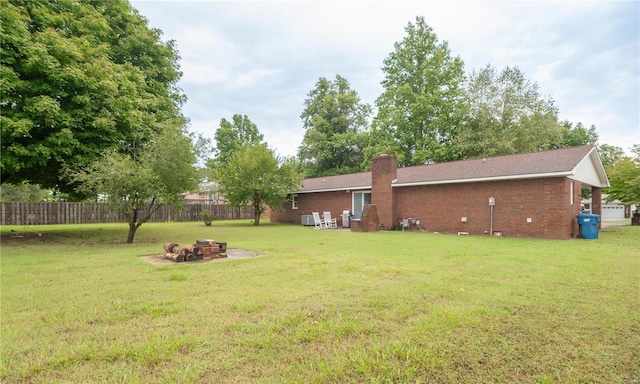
[602,218,634,226]
[1,221,638,383]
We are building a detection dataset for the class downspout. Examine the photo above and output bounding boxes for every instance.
[490,205,494,236]
[489,197,495,236]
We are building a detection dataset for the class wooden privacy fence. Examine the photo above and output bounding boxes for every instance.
[0,202,254,226]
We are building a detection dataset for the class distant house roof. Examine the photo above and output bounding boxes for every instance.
[296,145,609,194]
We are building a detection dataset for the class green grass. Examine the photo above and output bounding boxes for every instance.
[1,221,638,383]
[602,217,633,225]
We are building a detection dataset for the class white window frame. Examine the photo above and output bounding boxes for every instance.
[292,194,298,210]
[570,182,574,205]
[352,191,372,219]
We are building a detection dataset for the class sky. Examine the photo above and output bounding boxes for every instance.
[131,0,639,158]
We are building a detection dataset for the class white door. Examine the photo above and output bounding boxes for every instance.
[352,191,372,219]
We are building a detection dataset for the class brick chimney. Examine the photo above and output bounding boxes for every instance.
[371,154,397,229]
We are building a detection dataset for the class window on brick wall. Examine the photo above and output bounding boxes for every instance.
[352,191,372,219]
[292,194,298,210]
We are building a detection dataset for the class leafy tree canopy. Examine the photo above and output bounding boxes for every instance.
[598,143,625,167]
[604,144,640,205]
[559,121,598,148]
[1,0,184,195]
[216,144,301,226]
[298,75,371,177]
[368,16,465,167]
[71,126,197,243]
[0,181,51,202]
[453,65,565,159]
[210,114,265,170]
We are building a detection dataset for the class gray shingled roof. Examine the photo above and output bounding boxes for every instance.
[298,171,371,193]
[395,145,597,185]
[296,145,603,193]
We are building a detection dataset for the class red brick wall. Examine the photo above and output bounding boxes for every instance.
[272,175,583,239]
[371,155,397,230]
[395,177,582,239]
[271,191,352,226]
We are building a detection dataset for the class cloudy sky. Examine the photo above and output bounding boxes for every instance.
[131,0,639,158]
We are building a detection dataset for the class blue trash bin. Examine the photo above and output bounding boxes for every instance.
[575,213,600,239]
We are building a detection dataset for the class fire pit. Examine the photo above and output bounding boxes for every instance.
[163,239,227,262]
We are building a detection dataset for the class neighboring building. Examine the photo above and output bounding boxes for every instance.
[581,194,636,219]
[181,180,223,205]
[181,180,271,219]
[181,191,223,205]
[271,145,610,240]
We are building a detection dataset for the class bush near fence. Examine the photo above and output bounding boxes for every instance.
[0,201,254,226]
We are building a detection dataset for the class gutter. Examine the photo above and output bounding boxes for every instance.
[294,186,372,194]
[392,171,574,187]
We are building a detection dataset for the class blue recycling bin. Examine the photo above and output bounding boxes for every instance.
[575,213,600,239]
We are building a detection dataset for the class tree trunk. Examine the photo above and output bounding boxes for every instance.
[126,208,140,243]
[126,225,137,244]
[253,198,261,226]
[125,199,163,243]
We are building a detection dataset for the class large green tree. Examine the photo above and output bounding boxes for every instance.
[210,114,265,169]
[598,143,625,167]
[1,0,184,195]
[367,16,465,167]
[605,144,640,205]
[72,126,197,243]
[298,75,371,177]
[559,121,599,148]
[216,145,301,226]
[453,65,564,158]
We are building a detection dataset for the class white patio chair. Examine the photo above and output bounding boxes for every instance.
[323,211,338,229]
[312,212,326,229]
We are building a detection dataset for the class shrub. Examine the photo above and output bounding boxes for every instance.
[199,210,215,226]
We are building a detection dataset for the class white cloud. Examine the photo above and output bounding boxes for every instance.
[133,0,639,157]
[265,127,304,158]
[168,24,237,85]
[234,68,281,88]
[180,61,230,85]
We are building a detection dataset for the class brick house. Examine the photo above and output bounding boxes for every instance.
[270,145,610,239]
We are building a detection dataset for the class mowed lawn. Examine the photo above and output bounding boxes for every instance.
[1,221,638,383]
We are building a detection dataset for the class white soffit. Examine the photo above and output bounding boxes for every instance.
[569,148,610,187]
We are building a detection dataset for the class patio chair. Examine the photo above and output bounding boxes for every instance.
[312,212,326,229]
[323,211,338,229]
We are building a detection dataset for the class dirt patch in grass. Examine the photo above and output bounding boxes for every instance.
[138,249,260,265]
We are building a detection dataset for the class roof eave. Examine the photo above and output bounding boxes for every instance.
[393,171,573,187]
[296,185,372,194]
[590,146,611,187]
[568,146,610,187]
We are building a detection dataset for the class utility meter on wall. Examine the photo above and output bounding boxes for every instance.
[489,197,495,206]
